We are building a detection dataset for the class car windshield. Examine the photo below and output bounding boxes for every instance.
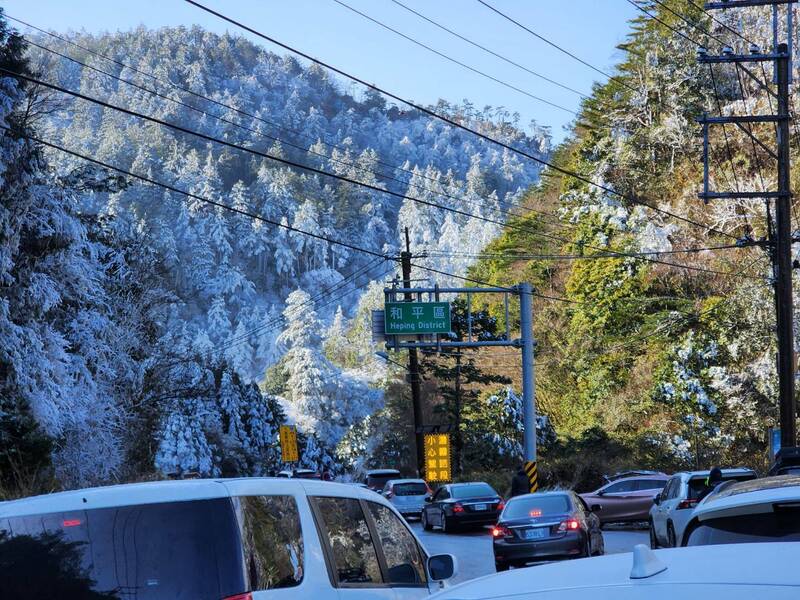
[0,498,245,600]
[503,495,571,519]
[451,484,496,499]
[686,508,800,546]
[688,474,754,499]
[393,483,428,496]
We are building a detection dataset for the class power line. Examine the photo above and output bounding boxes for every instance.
[21,35,576,238]
[388,0,589,99]
[2,124,581,305]
[426,240,762,260]
[330,0,578,115]
[8,14,563,232]
[2,66,754,280]
[182,0,738,240]
[475,0,638,93]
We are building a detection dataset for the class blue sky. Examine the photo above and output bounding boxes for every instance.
[3,0,638,142]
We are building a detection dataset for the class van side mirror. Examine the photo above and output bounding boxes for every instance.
[428,554,457,582]
[653,495,661,506]
[425,496,432,503]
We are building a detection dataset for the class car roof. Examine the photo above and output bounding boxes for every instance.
[605,474,669,482]
[694,475,800,519]
[507,490,572,501]
[386,478,427,485]
[366,469,401,476]
[0,477,392,518]
[672,468,755,479]
[430,543,800,599]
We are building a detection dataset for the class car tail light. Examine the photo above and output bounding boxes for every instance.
[223,594,252,600]
[557,519,580,532]
[62,519,82,527]
[496,500,505,511]
[492,525,512,538]
[677,499,699,510]
[452,502,465,513]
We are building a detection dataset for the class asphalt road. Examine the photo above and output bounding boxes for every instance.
[410,521,649,585]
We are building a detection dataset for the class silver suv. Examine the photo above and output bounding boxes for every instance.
[383,479,432,519]
[649,468,756,547]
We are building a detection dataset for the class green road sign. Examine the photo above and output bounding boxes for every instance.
[384,301,451,335]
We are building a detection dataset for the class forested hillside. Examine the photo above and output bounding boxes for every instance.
[0,17,550,494]
[469,4,792,485]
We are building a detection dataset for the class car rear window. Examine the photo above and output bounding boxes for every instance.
[394,483,428,496]
[503,495,571,519]
[688,474,755,499]
[686,508,800,546]
[451,483,496,499]
[367,473,400,489]
[0,498,246,600]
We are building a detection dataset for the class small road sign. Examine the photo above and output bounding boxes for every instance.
[279,425,299,463]
[424,433,452,482]
[384,301,451,335]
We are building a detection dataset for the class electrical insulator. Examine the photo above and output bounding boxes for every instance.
[749,43,761,55]
[722,45,734,56]
[697,46,708,59]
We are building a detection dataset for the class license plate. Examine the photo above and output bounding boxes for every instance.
[523,528,548,540]
[473,503,488,511]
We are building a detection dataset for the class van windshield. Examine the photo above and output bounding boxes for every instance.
[0,498,246,600]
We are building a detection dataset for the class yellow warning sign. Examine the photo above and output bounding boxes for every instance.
[424,433,451,482]
[524,460,539,493]
[279,425,299,463]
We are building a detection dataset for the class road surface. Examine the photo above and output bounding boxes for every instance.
[411,521,649,584]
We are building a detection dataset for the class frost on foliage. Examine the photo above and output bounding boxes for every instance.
[278,290,382,456]
[155,407,216,476]
[464,387,556,463]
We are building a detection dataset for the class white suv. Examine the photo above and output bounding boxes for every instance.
[0,478,456,600]
[681,475,800,546]
[649,468,755,547]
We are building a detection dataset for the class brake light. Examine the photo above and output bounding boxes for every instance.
[453,503,465,513]
[557,519,580,532]
[62,519,81,527]
[223,594,252,600]
[677,499,699,510]
[492,525,512,538]
[496,500,505,511]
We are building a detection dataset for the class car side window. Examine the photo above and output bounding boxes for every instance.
[665,478,680,500]
[236,495,304,590]
[604,480,635,494]
[433,488,448,502]
[313,497,383,586]
[366,503,427,585]
[635,479,666,491]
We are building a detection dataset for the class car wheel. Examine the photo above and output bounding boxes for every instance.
[422,510,432,531]
[667,522,677,548]
[579,537,591,558]
[495,561,509,572]
[649,520,659,549]
[440,511,449,533]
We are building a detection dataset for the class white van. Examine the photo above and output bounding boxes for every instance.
[0,478,456,600]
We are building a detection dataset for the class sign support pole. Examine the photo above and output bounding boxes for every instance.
[519,282,539,491]
[402,228,426,477]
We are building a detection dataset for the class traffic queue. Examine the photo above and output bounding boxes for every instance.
[0,461,798,599]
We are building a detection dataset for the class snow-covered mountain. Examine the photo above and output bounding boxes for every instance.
[32,26,550,381]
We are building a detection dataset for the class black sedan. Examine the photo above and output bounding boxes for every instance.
[421,482,504,533]
[491,491,604,571]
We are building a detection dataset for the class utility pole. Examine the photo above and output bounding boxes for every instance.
[775,43,796,448]
[700,1,796,449]
[453,351,463,476]
[401,227,426,477]
[519,282,538,491]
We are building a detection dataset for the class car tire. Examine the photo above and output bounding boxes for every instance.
[649,520,659,549]
[422,510,432,531]
[495,561,509,572]
[440,511,449,533]
[579,537,591,558]
[667,522,677,548]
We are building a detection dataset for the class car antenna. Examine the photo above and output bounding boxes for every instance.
[629,544,667,579]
